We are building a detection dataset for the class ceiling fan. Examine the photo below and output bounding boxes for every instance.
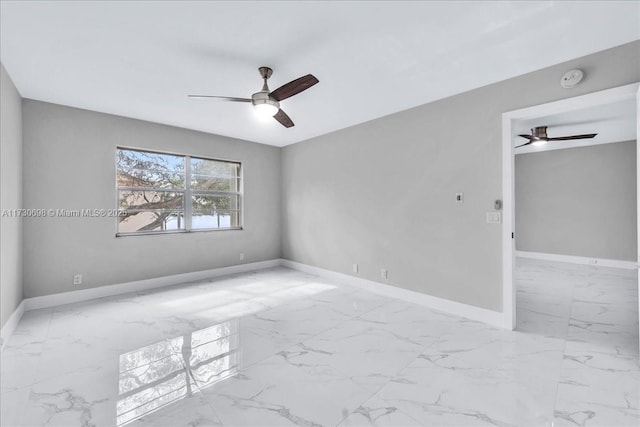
[516,126,597,148]
[188,67,319,128]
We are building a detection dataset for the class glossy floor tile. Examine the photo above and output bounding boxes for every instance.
[1,259,638,426]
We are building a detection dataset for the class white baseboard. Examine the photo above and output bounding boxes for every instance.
[516,251,639,270]
[24,259,282,311]
[281,260,507,329]
[1,299,25,350]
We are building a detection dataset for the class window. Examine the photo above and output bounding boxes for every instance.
[116,148,241,235]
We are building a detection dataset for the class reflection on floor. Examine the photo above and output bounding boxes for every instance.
[1,259,638,426]
[117,320,239,426]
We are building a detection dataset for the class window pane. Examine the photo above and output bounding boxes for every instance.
[119,190,184,211]
[192,210,239,229]
[191,176,240,192]
[191,194,239,211]
[118,211,185,233]
[118,190,185,233]
[117,149,185,189]
[191,194,239,229]
[190,158,240,191]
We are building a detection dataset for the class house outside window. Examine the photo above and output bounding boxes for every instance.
[116,148,241,235]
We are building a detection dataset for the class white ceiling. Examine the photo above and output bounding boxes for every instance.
[515,97,638,154]
[1,1,638,147]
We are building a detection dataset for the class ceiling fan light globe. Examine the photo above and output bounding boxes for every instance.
[251,91,280,120]
[531,139,547,146]
[253,102,279,118]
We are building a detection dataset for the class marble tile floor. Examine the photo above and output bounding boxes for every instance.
[1,258,638,426]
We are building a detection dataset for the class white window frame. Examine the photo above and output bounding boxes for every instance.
[116,147,243,236]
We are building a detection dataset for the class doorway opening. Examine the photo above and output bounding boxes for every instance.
[501,82,640,331]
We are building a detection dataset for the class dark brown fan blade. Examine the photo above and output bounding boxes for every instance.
[270,74,319,101]
[515,141,534,149]
[273,109,294,128]
[518,134,535,140]
[546,133,597,141]
[188,95,251,102]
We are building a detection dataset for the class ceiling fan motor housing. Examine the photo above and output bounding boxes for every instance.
[532,126,548,139]
[251,91,280,110]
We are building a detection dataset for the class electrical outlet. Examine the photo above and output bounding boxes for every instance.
[381,268,388,279]
[73,274,82,285]
[486,212,501,224]
[352,263,358,274]
[455,193,464,203]
[239,253,245,261]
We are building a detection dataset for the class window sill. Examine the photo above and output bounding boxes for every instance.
[116,227,243,237]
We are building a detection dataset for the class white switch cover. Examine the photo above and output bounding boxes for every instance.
[352,264,358,273]
[486,212,501,224]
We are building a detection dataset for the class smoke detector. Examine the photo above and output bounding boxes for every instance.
[560,69,584,88]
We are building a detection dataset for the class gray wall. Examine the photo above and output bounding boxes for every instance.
[515,141,637,261]
[282,41,640,312]
[22,101,282,298]
[1,64,24,328]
